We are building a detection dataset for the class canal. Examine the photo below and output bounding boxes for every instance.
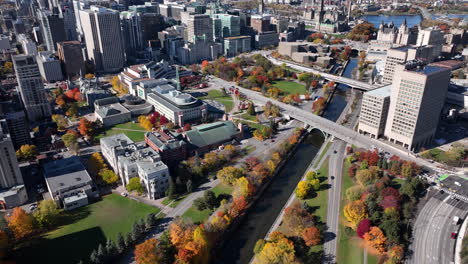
[215,131,325,264]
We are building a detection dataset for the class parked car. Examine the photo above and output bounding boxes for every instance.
[29,203,38,211]
[451,232,457,239]
[121,192,128,197]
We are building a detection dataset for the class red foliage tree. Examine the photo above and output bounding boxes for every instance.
[346,146,354,154]
[348,164,358,178]
[183,123,192,131]
[379,195,399,209]
[160,115,168,125]
[380,187,401,201]
[368,151,380,166]
[229,196,247,218]
[245,157,260,170]
[356,219,371,238]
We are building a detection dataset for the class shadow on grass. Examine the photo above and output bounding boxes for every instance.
[13,226,106,264]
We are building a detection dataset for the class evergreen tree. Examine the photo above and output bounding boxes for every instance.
[90,249,100,264]
[106,239,117,258]
[247,103,256,115]
[145,214,155,230]
[204,190,218,210]
[167,177,176,200]
[377,158,383,169]
[116,233,126,253]
[125,231,134,247]
[269,120,278,134]
[97,243,106,262]
[186,179,194,193]
[382,159,388,170]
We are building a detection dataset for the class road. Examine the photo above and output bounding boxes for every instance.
[209,76,438,172]
[408,191,468,264]
[266,56,379,91]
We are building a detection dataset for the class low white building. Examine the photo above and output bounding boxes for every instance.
[100,134,170,199]
[137,79,207,126]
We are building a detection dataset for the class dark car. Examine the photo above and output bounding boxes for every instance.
[330,176,335,180]
[451,232,457,239]
[333,150,337,154]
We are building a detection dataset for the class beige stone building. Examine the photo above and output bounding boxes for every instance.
[358,85,391,138]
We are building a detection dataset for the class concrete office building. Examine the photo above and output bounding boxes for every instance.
[358,85,391,138]
[17,34,37,55]
[120,11,144,56]
[63,4,78,41]
[12,55,51,121]
[37,51,63,83]
[80,6,125,73]
[187,14,213,43]
[4,111,31,148]
[382,46,434,84]
[255,31,279,49]
[251,15,270,33]
[0,123,28,209]
[384,62,451,151]
[57,41,84,79]
[43,156,99,210]
[72,0,90,36]
[416,27,444,58]
[224,36,251,57]
[137,79,207,126]
[37,9,67,52]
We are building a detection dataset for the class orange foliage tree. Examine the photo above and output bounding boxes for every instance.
[134,238,159,264]
[6,207,35,239]
[363,226,387,253]
[302,226,321,246]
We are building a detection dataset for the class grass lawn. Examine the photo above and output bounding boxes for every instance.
[315,141,332,167]
[14,194,159,264]
[182,183,233,224]
[199,89,234,112]
[304,158,329,222]
[271,80,307,95]
[240,112,257,122]
[162,194,189,208]
[235,119,268,131]
[96,121,147,142]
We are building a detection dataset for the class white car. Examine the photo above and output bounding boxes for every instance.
[121,192,128,197]
[29,204,38,211]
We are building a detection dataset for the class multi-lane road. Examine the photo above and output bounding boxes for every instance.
[408,191,468,264]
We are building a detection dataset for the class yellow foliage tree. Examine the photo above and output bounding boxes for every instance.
[232,177,252,199]
[266,160,276,173]
[87,152,107,176]
[217,166,245,185]
[254,232,298,264]
[343,200,368,229]
[6,207,35,239]
[295,181,311,199]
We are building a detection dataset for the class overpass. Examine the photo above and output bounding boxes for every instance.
[210,76,435,169]
[267,55,380,91]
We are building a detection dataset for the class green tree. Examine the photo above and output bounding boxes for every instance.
[126,178,145,194]
[33,200,60,229]
[116,233,126,253]
[98,168,119,185]
[52,114,68,130]
[247,103,256,115]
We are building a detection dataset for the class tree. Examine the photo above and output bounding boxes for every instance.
[186,179,193,193]
[66,103,78,117]
[33,199,60,229]
[343,200,368,229]
[247,103,256,115]
[126,177,145,194]
[356,219,371,238]
[87,152,107,177]
[400,162,414,178]
[106,239,117,258]
[0,230,8,258]
[346,185,365,201]
[16,144,38,160]
[52,114,68,130]
[254,232,297,264]
[233,177,253,199]
[203,190,218,210]
[78,118,95,138]
[363,227,387,253]
[116,233,126,253]
[6,207,35,239]
[62,132,78,149]
[302,226,321,246]
[134,238,159,264]
[99,168,119,185]
[356,169,376,186]
[253,239,266,254]
[387,245,404,264]
[217,166,245,185]
[228,196,248,218]
[282,202,314,236]
[295,181,312,199]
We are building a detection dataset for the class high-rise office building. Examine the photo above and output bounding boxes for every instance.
[62,4,78,40]
[12,55,51,121]
[57,41,84,79]
[384,62,451,151]
[0,123,24,188]
[17,34,38,55]
[357,85,391,138]
[4,111,31,149]
[382,46,435,84]
[37,9,67,52]
[212,14,240,41]
[120,11,143,56]
[37,51,64,83]
[80,6,125,73]
[187,14,213,43]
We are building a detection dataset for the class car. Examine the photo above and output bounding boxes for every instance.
[271,139,275,142]
[121,192,128,197]
[37,188,45,194]
[330,176,335,180]
[29,203,38,211]
[451,232,457,239]
[333,150,337,154]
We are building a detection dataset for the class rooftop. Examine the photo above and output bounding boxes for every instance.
[184,121,240,148]
[95,103,130,117]
[100,133,134,148]
[365,84,392,97]
[145,130,186,151]
[43,156,93,194]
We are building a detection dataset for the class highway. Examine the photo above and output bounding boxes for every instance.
[266,56,379,91]
[210,76,437,171]
[408,191,468,264]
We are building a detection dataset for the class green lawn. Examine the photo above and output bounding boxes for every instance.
[271,81,307,95]
[182,183,233,224]
[96,121,147,142]
[14,194,159,264]
[240,112,257,122]
[315,141,332,167]
[235,119,268,131]
[304,158,329,222]
[199,89,234,112]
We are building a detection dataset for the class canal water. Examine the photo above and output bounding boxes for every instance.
[215,131,325,264]
[361,14,422,28]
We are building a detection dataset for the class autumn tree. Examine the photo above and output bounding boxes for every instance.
[217,166,245,185]
[356,218,371,238]
[228,196,247,218]
[134,238,159,264]
[62,132,79,153]
[0,230,8,258]
[99,168,119,185]
[387,245,404,264]
[302,226,321,246]
[16,144,38,160]
[6,207,35,239]
[33,199,60,229]
[232,177,254,199]
[282,202,314,236]
[343,200,368,229]
[363,226,387,253]
[356,169,377,186]
[254,232,297,264]
[78,118,96,138]
[87,152,107,176]
[126,177,145,194]
[52,114,68,130]
[295,181,312,199]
